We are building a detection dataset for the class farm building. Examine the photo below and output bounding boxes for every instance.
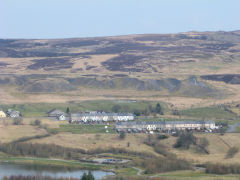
[58,114,66,121]
[115,120,216,133]
[0,110,6,118]
[47,109,66,117]
[71,112,135,123]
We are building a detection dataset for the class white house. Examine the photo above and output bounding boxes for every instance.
[71,112,135,123]
[58,114,66,121]
[0,111,6,118]
[7,109,21,118]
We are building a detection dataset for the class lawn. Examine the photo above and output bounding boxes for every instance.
[0,156,109,171]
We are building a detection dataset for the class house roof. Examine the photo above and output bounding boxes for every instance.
[47,109,65,114]
[71,112,134,117]
[115,120,215,126]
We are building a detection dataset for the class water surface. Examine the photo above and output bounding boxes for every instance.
[0,163,114,180]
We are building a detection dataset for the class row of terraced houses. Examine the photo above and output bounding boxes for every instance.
[115,120,217,132]
[47,109,217,132]
[71,112,135,123]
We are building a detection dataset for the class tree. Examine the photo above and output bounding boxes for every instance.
[81,172,88,180]
[87,171,95,180]
[156,103,164,115]
[81,172,95,180]
[66,107,70,114]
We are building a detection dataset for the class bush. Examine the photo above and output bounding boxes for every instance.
[119,131,126,139]
[33,119,41,126]
[157,134,168,140]
[226,147,239,158]
[12,117,23,125]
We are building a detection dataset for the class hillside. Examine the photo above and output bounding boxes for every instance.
[1,31,240,108]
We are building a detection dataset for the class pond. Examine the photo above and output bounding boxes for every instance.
[0,163,115,180]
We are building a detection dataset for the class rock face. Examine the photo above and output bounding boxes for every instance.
[67,77,181,92]
[25,79,76,93]
[0,73,217,97]
[182,76,215,97]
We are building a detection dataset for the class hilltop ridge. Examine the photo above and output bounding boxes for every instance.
[0,31,240,107]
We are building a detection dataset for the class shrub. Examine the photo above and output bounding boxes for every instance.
[12,117,23,125]
[33,119,41,126]
[119,131,126,139]
[157,134,168,140]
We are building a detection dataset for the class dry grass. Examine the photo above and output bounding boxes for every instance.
[161,133,240,164]
[1,117,240,165]
[28,132,240,165]
[72,54,118,72]
[0,122,47,143]
[0,117,68,143]
[29,133,158,154]
[22,118,68,128]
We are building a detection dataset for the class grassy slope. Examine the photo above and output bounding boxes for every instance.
[1,119,240,178]
[0,32,240,110]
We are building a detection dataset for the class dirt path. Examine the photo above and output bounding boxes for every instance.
[132,167,144,176]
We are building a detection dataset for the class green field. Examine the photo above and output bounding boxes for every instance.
[155,170,240,180]
[0,156,110,171]
[51,124,116,134]
[0,100,167,117]
[180,106,237,119]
